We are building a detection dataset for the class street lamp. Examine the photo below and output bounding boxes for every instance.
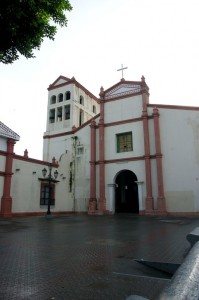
[42,163,59,215]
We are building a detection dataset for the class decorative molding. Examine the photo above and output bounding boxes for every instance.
[104,117,143,127]
[103,90,144,102]
[94,155,156,165]
[13,154,58,167]
[105,83,141,99]
[148,103,199,111]
[43,114,100,139]
[104,79,148,94]
[38,178,59,183]
[0,150,7,156]
[43,113,152,139]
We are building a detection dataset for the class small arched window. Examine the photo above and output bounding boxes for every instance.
[58,93,63,102]
[80,95,84,105]
[92,105,96,114]
[65,91,71,100]
[51,95,56,104]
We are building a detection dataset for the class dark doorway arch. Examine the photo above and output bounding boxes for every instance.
[115,170,139,213]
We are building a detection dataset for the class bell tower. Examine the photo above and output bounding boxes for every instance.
[43,75,99,161]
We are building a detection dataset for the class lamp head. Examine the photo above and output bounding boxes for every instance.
[42,168,47,177]
[54,170,58,179]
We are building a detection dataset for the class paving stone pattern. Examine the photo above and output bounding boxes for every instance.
[0,214,199,300]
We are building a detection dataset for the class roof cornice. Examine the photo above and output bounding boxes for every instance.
[0,121,20,141]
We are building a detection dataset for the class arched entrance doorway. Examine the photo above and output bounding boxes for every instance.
[115,170,139,213]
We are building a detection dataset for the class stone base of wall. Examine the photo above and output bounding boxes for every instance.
[9,211,87,218]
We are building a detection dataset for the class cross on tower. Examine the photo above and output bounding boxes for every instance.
[117,64,128,79]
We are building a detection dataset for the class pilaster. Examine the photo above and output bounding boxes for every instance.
[153,107,167,214]
[1,139,15,218]
[88,119,97,213]
[98,87,106,212]
[98,117,106,212]
[142,108,154,213]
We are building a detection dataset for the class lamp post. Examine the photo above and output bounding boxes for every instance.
[42,163,58,215]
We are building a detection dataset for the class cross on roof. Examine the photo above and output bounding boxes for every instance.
[117,64,128,79]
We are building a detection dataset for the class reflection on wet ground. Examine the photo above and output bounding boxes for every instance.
[0,214,198,300]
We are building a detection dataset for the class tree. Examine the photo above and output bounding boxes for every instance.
[0,0,72,64]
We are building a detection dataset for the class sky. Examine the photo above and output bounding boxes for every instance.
[1,0,199,160]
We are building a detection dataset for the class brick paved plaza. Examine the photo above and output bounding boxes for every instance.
[0,214,199,300]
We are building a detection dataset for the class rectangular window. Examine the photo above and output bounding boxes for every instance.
[40,183,55,205]
[79,110,83,126]
[116,132,133,153]
[65,105,70,120]
[57,107,63,122]
[49,109,55,123]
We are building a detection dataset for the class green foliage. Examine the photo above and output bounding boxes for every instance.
[0,0,72,64]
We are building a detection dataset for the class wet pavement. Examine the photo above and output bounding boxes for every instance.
[0,214,199,300]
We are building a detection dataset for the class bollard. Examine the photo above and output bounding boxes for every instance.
[157,241,199,299]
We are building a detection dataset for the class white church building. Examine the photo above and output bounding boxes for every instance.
[1,74,199,217]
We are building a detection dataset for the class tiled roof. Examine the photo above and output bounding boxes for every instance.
[0,121,20,141]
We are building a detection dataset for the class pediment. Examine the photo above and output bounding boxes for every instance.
[48,75,71,89]
[0,121,20,141]
[104,82,141,100]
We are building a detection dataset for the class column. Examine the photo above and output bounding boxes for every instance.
[135,181,144,213]
[1,139,15,218]
[88,119,97,212]
[153,107,166,213]
[107,183,116,214]
[142,109,154,212]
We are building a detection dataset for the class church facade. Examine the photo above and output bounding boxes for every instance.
[1,74,199,217]
[43,75,199,216]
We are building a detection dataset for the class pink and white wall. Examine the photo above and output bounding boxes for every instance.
[1,75,199,217]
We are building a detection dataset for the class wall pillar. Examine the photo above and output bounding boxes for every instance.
[98,87,106,212]
[1,139,15,218]
[98,117,106,211]
[153,107,167,213]
[88,119,97,213]
[142,109,154,213]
